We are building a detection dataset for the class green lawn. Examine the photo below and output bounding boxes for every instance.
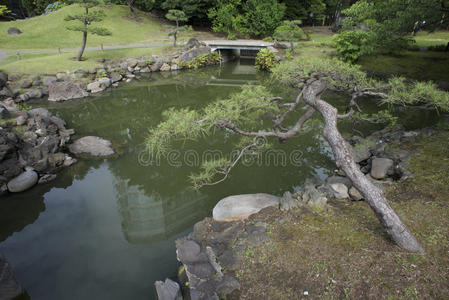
[0,47,170,75]
[358,51,449,82]
[0,4,167,49]
[414,30,449,47]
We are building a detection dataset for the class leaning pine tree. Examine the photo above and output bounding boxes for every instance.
[146,56,449,253]
[65,0,111,61]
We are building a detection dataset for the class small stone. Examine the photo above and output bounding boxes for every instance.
[38,174,57,184]
[63,155,77,167]
[98,77,111,88]
[160,63,171,72]
[7,170,38,192]
[154,278,182,300]
[42,76,58,86]
[329,183,349,199]
[304,290,309,296]
[110,72,123,83]
[20,79,32,89]
[16,115,27,126]
[349,186,363,201]
[371,158,394,179]
[279,191,300,211]
[87,81,104,93]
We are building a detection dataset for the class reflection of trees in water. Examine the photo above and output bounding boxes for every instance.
[113,177,207,244]
[0,159,99,242]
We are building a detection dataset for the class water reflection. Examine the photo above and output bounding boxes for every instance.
[115,178,207,244]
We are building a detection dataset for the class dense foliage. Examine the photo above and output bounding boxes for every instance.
[337,0,449,55]
[208,0,285,38]
[255,49,279,71]
[179,52,222,69]
[332,30,376,62]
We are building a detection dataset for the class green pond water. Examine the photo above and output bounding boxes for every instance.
[0,60,442,300]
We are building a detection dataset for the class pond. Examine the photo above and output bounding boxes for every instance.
[0,60,442,300]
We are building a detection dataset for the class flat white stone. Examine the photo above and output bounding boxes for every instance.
[213,193,280,221]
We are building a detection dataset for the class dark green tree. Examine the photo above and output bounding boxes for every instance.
[65,0,111,61]
[341,0,449,53]
[165,9,189,46]
[161,0,216,23]
[208,0,285,37]
[273,20,305,51]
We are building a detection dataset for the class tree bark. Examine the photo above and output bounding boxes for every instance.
[127,0,136,18]
[77,7,88,61]
[302,79,425,253]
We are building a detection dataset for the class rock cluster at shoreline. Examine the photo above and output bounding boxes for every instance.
[155,124,443,300]
[0,40,214,103]
[0,106,77,195]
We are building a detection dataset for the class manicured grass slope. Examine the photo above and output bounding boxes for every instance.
[0,4,166,49]
[0,47,168,75]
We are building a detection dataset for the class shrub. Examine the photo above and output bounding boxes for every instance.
[263,36,273,42]
[332,30,376,63]
[255,48,279,71]
[185,52,222,69]
[227,33,237,40]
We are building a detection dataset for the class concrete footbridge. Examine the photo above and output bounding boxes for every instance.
[202,40,275,58]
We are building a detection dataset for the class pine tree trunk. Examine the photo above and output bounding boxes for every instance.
[303,80,425,253]
[77,31,87,61]
[173,32,177,47]
[127,0,136,18]
[77,7,88,61]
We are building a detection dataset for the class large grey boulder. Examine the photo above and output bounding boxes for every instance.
[7,170,38,192]
[179,46,211,63]
[68,136,115,157]
[0,253,23,300]
[371,158,394,179]
[154,278,182,300]
[48,81,88,101]
[184,38,203,50]
[213,193,280,221]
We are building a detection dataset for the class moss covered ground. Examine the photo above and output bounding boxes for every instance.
[232,131,449,299]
